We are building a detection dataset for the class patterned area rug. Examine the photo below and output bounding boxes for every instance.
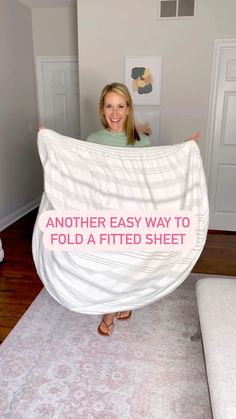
[0,273,211,419]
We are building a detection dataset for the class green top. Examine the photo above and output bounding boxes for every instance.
[87,129,151,147]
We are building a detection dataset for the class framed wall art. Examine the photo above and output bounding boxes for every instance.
[124,56,162,106]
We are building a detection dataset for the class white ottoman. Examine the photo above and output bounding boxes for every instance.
[196,277,236,419]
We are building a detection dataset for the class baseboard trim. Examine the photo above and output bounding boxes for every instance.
[208,229,236,235]
[0,197,41,232]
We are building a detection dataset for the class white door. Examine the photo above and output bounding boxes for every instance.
[205,40,236,231]
[36,57,80,139]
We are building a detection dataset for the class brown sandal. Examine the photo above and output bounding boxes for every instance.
[115,310,132,321]
[97,318,113,336]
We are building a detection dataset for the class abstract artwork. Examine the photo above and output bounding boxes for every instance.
[124,56,162,105]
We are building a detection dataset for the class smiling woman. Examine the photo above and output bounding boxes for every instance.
[87,82,151,147]
[86,82,200,337]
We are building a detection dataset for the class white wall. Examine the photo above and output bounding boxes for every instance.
[32,7,78,56]
[77,0,236,158]
[0,0,42,230]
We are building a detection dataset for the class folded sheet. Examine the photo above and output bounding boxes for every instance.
[32,129,209,314]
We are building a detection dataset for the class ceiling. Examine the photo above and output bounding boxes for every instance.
[17,0,76,8]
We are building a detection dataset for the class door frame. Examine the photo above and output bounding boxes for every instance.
[205,39,236,182]
[205,39,236,230]
[35,56,78,127]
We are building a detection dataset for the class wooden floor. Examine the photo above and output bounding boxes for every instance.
[0,209,236,344]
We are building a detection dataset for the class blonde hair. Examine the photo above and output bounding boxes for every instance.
[99,82,140,145]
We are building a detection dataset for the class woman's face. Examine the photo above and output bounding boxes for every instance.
[103,91,129,132]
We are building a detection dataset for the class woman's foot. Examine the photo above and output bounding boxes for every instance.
[116,310,132,321]
[97,313,114,336]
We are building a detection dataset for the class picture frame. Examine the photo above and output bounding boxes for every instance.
[134,107,160,146]
[124,56,162,106]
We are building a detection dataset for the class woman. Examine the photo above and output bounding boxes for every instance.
[87,82,200,336]
[87,82,152,336]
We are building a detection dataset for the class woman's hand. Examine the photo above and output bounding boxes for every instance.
[187,132,200,142]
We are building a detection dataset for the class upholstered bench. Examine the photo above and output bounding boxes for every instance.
[196,277,236,419]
